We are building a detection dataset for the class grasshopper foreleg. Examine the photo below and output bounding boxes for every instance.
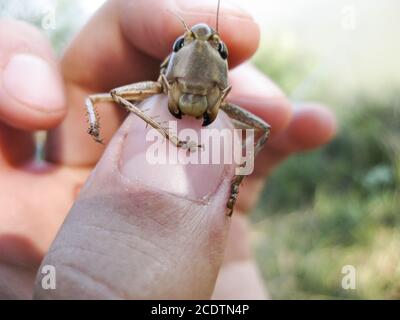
[85,93,114,144]
[85,81,162,144]
[86,80,202,151]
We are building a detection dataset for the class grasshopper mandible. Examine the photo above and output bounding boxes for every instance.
[85,3,271,216]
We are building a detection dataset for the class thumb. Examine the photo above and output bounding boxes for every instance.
[33,95,236,299]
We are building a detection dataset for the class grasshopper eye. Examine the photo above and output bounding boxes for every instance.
[218,41,228,60]
[173,36,185,52]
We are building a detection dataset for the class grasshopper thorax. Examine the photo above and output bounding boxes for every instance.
[164,23,229,126]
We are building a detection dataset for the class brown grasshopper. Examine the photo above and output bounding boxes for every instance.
[85,5,271,216]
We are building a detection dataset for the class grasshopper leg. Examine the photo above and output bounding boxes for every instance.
[85,81,162,144]
[220,102,271,216]
[112,94,201,152]
[85,93,114,144]
[110,81,202,152]
[86,80,202,151]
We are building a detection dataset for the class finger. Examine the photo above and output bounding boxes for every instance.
[0,19,66,131]
[0,19,66,165]
[0,123,34,166]
[212,214,269,299]
[47,0,260,165]
[228,63,292,136]
[262,102,337,173]
[34,95,237,299]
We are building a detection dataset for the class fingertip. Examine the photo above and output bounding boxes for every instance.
[289,103,337,150]
[0,29,66,130]
[0,55,66,130]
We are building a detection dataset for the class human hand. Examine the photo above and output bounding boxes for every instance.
[0,0,335,299]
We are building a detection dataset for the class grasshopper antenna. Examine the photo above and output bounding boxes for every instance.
[168,10,191,34]
[216,0,221,32]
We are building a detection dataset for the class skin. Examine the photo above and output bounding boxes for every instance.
[0,0,336,299]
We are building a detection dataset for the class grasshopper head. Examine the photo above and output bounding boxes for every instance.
[164,23,229,126]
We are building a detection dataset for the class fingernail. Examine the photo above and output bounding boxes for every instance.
[2,53,65,112]
[120,95,229,200]
[176,0,252,19]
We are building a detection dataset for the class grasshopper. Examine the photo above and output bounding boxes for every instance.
[85,3,271,216]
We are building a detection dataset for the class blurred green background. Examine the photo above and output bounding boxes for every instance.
[1,0,399,299]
